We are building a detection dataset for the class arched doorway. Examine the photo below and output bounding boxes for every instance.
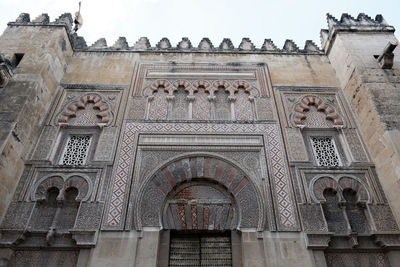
[135,155,264,267]
[135,155,264,230]
[163,180,238,230]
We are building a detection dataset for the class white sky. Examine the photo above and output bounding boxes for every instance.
[0,0,399,49]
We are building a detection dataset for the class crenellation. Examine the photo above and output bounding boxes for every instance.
[70,33,87,49]
[156,37,172,49]
[219,38,235,50]
[261,38,278,51]
[282,39,300,52]
[90,38,107,49]
[14,13,30,23]
[177,37,192,50]
[198,37,214,50]
[112,37,129,50]
[239,37,255,51]
[304,40,320,53]
[53,13,73,31]
[32,13,49,24]
[133,37,151,50]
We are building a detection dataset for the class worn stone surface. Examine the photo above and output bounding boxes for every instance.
[0,11,400,267]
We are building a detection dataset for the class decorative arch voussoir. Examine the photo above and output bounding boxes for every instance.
[192,80,211,89]
[312,176,340,202]
[34,176,64,201]
[291,95,345,128]
[150,79,171,92]
[338,176,369,203]
[212,80,231,90]
[136,155,263,230]
[65,176,90,201]
[56,93,113,127]
[33,174,92,202]
[172,80,197,95]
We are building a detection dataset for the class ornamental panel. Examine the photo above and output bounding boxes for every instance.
[102,121,299,231]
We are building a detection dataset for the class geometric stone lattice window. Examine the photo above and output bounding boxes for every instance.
[311,137,341,167]
[60,135,91,166]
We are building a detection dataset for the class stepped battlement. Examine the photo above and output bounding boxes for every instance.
[320,13,395,51]
[8,12,323,54]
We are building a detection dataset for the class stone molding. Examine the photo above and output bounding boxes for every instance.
[102,121,299,231]
[135,156,262,230]
[56,93,114,127]
[309,175,370,203]
[290,95,344,128]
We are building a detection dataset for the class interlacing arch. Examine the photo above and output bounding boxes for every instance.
[311,175,370,203]
[57,93,113,126]
[32,174,91,202]
[291,95,344,128]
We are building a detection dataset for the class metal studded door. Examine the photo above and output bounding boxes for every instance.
[169,232,232,267]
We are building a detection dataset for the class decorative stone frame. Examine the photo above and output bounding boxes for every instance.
[309,175,371,204]
[145,79,258,121]
[134,155,265,231]
[53,128,100,166]
[302,129,347,167]
[31,173,92,202]
[290,95,345,128]
[103,121,299,232]
[56,93,113,127]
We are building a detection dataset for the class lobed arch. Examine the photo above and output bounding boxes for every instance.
[57,93,113,126]
[172,80,197,95]
[291,95,344,128]
[192,80,211,90]
[32,173,92,202]
[149,79,171,92]
[310,175,371,204]
[232,80,259,97]
[134,154,265,231]
[211,80,235,97]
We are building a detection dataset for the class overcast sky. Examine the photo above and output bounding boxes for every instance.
[0,0,399,49]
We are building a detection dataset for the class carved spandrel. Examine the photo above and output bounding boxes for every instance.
[255,97,274,120]
[285,128,308,162]
[93,127,118,162]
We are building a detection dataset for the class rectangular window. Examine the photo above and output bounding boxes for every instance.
[59,135,92,166]
[169,232,232,267]
[311,136,341,167]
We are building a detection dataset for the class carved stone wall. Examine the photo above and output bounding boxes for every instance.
[10,250,79,267]
[325,252,390,267]
[102,121,299,231]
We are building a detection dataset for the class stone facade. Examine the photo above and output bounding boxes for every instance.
[0,11,400,267]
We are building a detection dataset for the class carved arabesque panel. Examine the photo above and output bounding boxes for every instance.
[214,88,231,120]
[234,89,253,120]
[192,88,211,120]
[172,86,188,120]
[148,88,168,120]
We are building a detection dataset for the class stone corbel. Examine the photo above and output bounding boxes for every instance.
[377,41,397,69]
[0,230,27,246]
[0,54,13,88]
[305,233,332,249]
[347,234,359,248]
[373,233,400,248]
[71,230,98,246]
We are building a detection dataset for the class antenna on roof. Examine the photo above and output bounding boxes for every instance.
[72,1,83,34]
